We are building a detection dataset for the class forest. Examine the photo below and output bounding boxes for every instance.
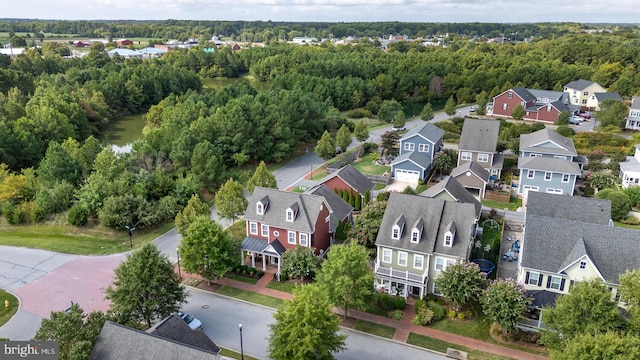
[1,21,640,232]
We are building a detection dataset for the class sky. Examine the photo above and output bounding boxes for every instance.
[3,0,640,24]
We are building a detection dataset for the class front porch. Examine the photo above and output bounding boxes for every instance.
[374,261,428,299]
[240,236,286,280]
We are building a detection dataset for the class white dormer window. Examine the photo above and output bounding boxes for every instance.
[392,226,400,239]
[411,229,420,243]
[286,209,293,222]
[256,203,264,215]
[444,232,453,247]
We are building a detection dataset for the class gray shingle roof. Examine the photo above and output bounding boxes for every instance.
[391,151,431,170]
[594,92,622,102]
[521,214,640,284]
[620,155,640,173]
[564,79,597,90]
[450,161,490,182]
[632,96,640,110]
[375,193,476,259]
[420,176,482,218]
[320,164,374,195]
[518,156,581,174]
[519,128,577,156]
[510,87,537,102]
[458,119,500,153]
[149,314,220,354]
[400,122,445,143]
[90,321,220,360]
[306,184,353,232]
[527,89,564,102]
[245,187,329,233]
[526,191,611,225]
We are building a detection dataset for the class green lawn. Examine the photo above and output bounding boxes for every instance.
[219,348,260,360]
[614,221,640,230]
[265,280,297,293]
[352,319,395,339]
[216,286,284,309]
[224,273,259,285]
[407,333,514,360]
[352,153,390,175]
[373,183,387,190]
[0,290,18,328]
[0,222,175,255]
[481,196,523,211]
[430,314,492,342]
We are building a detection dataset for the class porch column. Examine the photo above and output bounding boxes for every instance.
[239,249,244,265]
[251,252,255,268]
[419,286,424,300]
[538,311,543,328]
[262,254,266,271]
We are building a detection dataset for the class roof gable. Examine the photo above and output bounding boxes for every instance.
[391,151,431,169]
[305,184,353,232]
[320,164,374,194]
[519,128,577,156]
[420,176,482,218]
[458,119,500,153]
[526,192,611,224]
[401,123,445,143]
[450,161,490,182]
[245,187,327,232]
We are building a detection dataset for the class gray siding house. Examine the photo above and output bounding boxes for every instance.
[374,193,477,299]
[457,119,503,179]
[391,123,444,183]
[517,128,584,197]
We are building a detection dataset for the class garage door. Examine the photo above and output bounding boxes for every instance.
[395,169,420,183]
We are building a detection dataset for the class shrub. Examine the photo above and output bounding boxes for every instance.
[412,307,435,326]
[448,310,457,319]
[363,142,378,153]
[465,310,473,319]
[414,299,427,313]
[346,108,373,119]
[394,296,407,310]
[583,186,595,197]
[458,312,466,320]
[4,203,29,224]
[67,203,89,226]
[256,270,265,277]
[388,310,404,320]
[427,301,446,321]
[620,215,640,225]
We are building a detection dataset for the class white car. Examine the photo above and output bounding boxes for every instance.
[391,125,406,131]
[178,312,203,330]
[469,105,478,112]
[569,116,581,125]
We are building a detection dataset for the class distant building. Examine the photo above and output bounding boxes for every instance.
[116,39,134,46]
[625,96,640,130]
[72,40,90,48]
[291,36,317,45]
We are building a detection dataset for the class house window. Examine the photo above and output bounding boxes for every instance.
[411,230,420,243]
[433,282,441,295]
[435,257,445,271]
[562,174,570,183]
[392,227,400,239]
[261,224,269,237]
[502,103,508,111]
[413,255,424,270]
[554,155,567,160]
[299,233,308,247]
[477,153,489,163]
[418,144,429,152]
[581,99,587,105]
[461,152,472,161]
[325,215,330,223]
[548,276,562,290]
[546,105,551,111]
[580,261,587,270]
[529,153,541,157]
[287,231,296,245]
[286,209,294,222]
[527,272,541,286]
[583,91,589,96]
[508,92,513,99]
[398,252,408,267]
[257,203,264,215]
[491,169,498,175]
[444,234,452,247]
[544,172,552,181]
[249,222,258,235]
[382,249,392,263]
[527,170,535,179]
[404,142,415,151]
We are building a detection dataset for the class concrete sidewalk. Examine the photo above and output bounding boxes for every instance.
[179,266,547,360]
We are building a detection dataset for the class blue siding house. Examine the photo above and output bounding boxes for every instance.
[391,123,444,183]
[517,128,584,197]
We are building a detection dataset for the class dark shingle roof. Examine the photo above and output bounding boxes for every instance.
[458,119,500,153]
[149,314,220,354]
[375,193,476,259]
[594,92,622,102]
[450,161,490,183]
[400,122,445,143]
[391,151,431,170]
[519,128,577,156]
[90,321,220,360]
[420,176,482,218]
[526,191,611,224]
[631,96,640,110]
[564,79,597,90]
[306,184,353,232]
[510,87,537,102]
[320,164,374,195]
[517,156,581,174]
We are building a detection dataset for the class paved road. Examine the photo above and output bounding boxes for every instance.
[184,289,448,360]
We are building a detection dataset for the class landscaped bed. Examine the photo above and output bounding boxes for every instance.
[351,153,390,175]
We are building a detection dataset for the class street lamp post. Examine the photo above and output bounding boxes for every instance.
[239,323,244,360]
[124,225,136,249]
[176,248,182,280]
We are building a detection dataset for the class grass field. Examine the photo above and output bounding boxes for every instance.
[352,153,390,175]
[265,280,298,293]
[0,290,18,328]
[481,196,523,211]
[352,319,395,339]
[0,222,175,255]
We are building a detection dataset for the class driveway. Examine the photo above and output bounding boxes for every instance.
[383,181,417,192]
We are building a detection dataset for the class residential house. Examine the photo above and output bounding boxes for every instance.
[420,176,482,219]
[72,40,90,47]
[116,39,134,46]
[390,123,444,183]
[240,186,352,276]
[90,315,221,360]
[291,36,318,44]
[457,119,503,179]
[318,164,375,204]
[374,193,477,299]
[563,79,606,109]
[619,144,640,188]
[588,92,622,111]
[625,96,640,130]
[517,192,640,327]
[450,161,490,200]
[490,87,575,123]
[107,49,143,58]
[517,128,584,197]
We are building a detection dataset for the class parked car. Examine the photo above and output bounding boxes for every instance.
[578,112,592,120]
[178,312,202,330]
[469,105,478,112]
[391,125,406,131]
[569,116,581,125]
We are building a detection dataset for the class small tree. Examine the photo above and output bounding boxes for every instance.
[214,177,247,222]
[556,110,570,125]
[106,244,187,328]
[588,172,617,192]
[180,216,238,285]
[34,304,107,360]
[555,331,640,360]
[315,130,336,160]
[480,278,531,334]
[316,242,374,319]
[175,194,210,236]
[444,96,456,117]
[363,190,370,205]
[596,99,628,129]
[246,160,277,193]
[556,125,575,137]
[281,246,321,280]
[354,191,361,211]
[393,110,406,129]
[378,99,403,122]
[511,104,525,120]
[336,124,352,153]
[354,121,369,142]
[420,103,435,122]
[348,200,388,250]
[595,188,632,221]
[620,269,640,332]
[433,151,453,178]
[438,262,486,311]
[268,285,346,360]
[380,130,400,156]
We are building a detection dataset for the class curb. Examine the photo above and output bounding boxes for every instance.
[184,284,278,313]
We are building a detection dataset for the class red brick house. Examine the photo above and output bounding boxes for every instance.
[240,186,352,277]
[116,39,134,46]
[491,87,577,123]
[72,40,90,48]
[318,164,374,204]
